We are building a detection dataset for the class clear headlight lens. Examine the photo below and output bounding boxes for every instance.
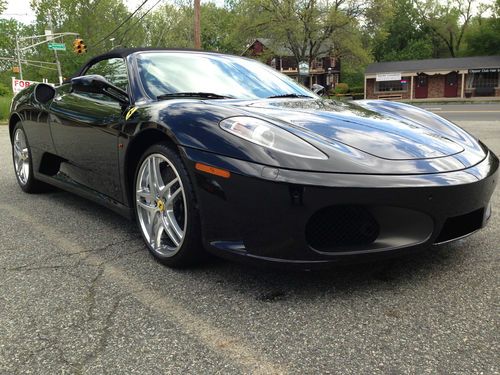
[220,116,327,160]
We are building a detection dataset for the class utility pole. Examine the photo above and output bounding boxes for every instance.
[194,0,201,49]
[15,35,23,79]
[47,11,63,84]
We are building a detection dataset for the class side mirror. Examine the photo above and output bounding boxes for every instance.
[71,74,129,105]
[312,84,325,95]
[34,83,56,104]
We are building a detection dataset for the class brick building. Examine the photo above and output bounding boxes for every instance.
[364,56,500,100]
[243,38,341,89]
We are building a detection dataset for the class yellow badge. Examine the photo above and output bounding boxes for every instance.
[125,106,138,121]
[156,199,165,212]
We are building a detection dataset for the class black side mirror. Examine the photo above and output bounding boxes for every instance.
[71,74,129,105]
[34,83,56,104]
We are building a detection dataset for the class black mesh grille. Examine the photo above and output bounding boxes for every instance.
[306,206,379,252]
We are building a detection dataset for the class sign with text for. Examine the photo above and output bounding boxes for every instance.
[12,78,39,94]
[376,72,402,82]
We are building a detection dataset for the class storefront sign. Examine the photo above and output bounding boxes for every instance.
[298,61,309,76]
[468,68,500,74]
[376,72,402,81]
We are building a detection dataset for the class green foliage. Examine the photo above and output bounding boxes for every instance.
[335,83,349,94]
[372,0,437,61]
[464,1,500,56]
[0,82,9,96]
[0,95,12,121]
[340,57,367,88]
[349,86,364,94]
[236,0,365,66]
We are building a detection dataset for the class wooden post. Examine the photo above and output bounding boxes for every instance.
[364,76,367,99]
[461,72,465,99]
[410,75,414,100]
[194,0,201,49]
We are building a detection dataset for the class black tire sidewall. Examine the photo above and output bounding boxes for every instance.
[133,143,203,267]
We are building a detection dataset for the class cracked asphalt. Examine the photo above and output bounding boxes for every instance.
[0,110,499,374]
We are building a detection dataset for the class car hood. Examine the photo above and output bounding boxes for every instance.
[231,98,468,161]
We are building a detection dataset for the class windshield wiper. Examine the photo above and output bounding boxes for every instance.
[267,93,313,99]
[157,92,234,100]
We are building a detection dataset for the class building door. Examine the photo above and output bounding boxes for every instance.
[445,72,458,97]
[415,74,428,98]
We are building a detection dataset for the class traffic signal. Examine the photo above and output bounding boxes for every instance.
[73,38,87,54]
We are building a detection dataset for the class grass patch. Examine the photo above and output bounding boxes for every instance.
[0,95,13,123]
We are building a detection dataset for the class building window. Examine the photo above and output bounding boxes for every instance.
[375,80,407,92]
[468,72,499,88]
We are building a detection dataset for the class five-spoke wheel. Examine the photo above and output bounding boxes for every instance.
[13,127,30,185]
[12,123,45,193]
[134,144,202,266]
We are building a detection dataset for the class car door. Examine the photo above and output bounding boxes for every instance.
[49,58,129,202]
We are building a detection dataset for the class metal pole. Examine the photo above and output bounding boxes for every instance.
[15,35,23,79]
[48,11,63,84]
[194,0,201,49]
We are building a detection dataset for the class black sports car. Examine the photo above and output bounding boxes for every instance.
[9,48,498,268]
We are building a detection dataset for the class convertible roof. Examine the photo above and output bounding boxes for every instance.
[74,47,223,77]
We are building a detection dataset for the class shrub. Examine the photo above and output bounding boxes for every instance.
[0,82,10,97]
[349,86,364,94]
[334,83,349,95]
[0,96,12,121]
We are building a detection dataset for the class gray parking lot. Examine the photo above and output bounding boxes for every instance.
[0,104,499,374]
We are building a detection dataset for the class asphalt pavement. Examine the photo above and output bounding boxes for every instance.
[0,104,498,374]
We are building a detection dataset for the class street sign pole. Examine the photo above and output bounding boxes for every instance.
[47,12,63,85]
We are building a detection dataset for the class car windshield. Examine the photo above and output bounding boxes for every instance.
[135,51,316,100]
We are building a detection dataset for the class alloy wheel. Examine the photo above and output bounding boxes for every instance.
[13,128,30,185]
[136,153,187,257]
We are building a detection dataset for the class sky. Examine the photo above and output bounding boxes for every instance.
[1,0,225,24]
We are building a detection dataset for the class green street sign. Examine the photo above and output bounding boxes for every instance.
[48,43,66,51]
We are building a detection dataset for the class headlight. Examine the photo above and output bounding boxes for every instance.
[220,116,327,160]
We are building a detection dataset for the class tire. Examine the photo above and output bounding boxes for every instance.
[12,123,46,193]
[133,143,204,267]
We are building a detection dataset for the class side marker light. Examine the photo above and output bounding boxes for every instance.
[195,163,231,178]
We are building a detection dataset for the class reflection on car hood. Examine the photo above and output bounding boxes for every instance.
[227,98,474,161]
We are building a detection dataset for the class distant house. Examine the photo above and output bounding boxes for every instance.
[365,56,500,100]
[243,38,341,90]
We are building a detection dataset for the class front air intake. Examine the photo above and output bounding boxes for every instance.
[306,205,379,252]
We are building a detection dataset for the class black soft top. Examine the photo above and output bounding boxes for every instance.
[74,47,223,77]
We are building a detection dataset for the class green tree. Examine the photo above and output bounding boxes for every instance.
[464,0,500,55]
[237,0,364,67]
[372,0,436,61]
[417,0,475,57]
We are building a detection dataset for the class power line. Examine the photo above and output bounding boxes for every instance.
[92,0,150,47]
[116,0,164,46]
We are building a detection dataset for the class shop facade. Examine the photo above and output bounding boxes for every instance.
[364,56,500,100]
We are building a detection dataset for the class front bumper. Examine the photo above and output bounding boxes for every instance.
[181,147,498,267]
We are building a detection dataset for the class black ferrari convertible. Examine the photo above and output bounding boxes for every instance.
[9,48,498,267]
